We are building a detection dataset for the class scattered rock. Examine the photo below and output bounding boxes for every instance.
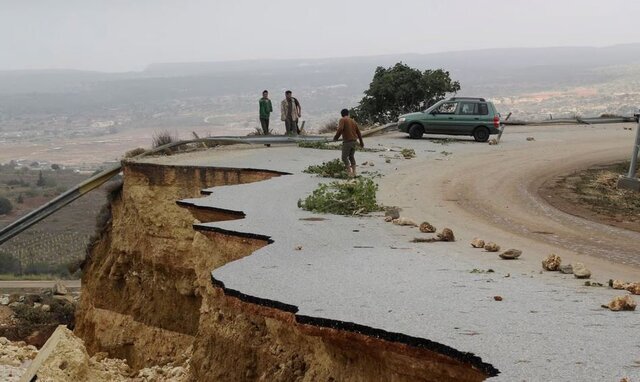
[470,238,485,248]
[559,264,573,274]
[572,262,591,279]
[437,228,455,242]
[0,295,9,305]
[368,162,375,167]
[383,216,394,222]
[610,279,629,290]
[603,295,637,311]
[294,245,302,251]
[526,136,535,141]
[488,138,498,145]
[584,281,603,287]
[626,283,640,295]
[384,207,401,220]
[542,254,562,271]
[499,249,522,260]
[419,222,436,233]
[393,217,417,227]
[361,161,369,166]
[52,281,68,296]
[385,158,391,163]
[484,242,500,252]
[493,296,503,301]
[41,304,51,312]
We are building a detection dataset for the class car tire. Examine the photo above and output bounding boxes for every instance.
[473,126,490,142]
[409,124,424,139]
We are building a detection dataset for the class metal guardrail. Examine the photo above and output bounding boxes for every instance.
[0,135,330,245]
[503,116,637,126]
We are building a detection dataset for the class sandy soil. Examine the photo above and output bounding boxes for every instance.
[377,123,640,280]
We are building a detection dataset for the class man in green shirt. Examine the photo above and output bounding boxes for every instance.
[259,90,273,135]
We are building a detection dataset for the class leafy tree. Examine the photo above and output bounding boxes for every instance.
[0,196,12,215]
[351,62,461,124]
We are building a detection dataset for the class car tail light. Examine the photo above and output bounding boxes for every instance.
[493,115,500,128]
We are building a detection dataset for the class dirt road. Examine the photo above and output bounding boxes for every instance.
[378,123,640,280]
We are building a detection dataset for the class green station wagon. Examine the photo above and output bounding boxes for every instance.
[398,97,501,142]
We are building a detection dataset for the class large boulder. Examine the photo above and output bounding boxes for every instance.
[470,238,485,248]
[542,254,562,271]
[484,242,500,252]
[572,263,591,279]
[499,249,522,260]
[53,281,68,296]
[603,295,637,311]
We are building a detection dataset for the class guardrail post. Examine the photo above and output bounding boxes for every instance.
[617,110,640,191]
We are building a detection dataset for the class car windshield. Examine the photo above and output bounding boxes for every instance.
[424,100,446,113]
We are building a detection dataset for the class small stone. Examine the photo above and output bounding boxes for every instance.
[493,296,503,301]
[385,158,391,163]
[437,228,455,242]
[0,295,9,305]
[53,281,68,295]
[470,238,485,248]
[488,138,498,145]
[384,216,394,222]
[385,207,401,220]
[484,242,500,252]
[499,249,522,260]
[626,283,640,295]
[41,304,51,312]
[392,217,417,227]
[542,254,562,271]
[572,262,591,279]
[603,295,636,311]
[559,264,573,274]
[419,222,436,233]
[526,136,535,141]
[361,161,369,166]
[369,162,374,166]
[294,245,302,251]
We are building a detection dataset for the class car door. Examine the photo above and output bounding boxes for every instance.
[456,102,481,133]
[426,101,458,133]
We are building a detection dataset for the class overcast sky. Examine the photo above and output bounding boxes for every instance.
[1,0,639,72]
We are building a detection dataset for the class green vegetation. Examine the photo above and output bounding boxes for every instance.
[0,196,13,215]
[400,148,416,159]
[572,161,640,216]
[350,62,461,124]
[317,119,339,134]
[303,159,349,179]
[298,177,381,215]
[152,130,178,148]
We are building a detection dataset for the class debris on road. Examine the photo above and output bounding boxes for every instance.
[499,249,522,260]
[384,206,401,220]
[437,228,455,242]
[393,217,417,226]
[400,148,416,159]
[484,242,500,252]
[609,279,630,290]
[419,222,436,233]
[470,238,485,248]
[626,283,640,295]
[294,245,302,251]
[526,137,535,141]
[493,296,503,301]
[488,138,498,145]
[559,264,574,274]
[602,295,637,311]
[542,254,562,271]
[573,263,592,279]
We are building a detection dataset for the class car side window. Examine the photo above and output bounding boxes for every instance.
[436,102,457,114]
[477,103,489,115]
[459,102,476,115]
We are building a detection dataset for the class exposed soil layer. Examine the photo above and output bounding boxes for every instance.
[540,161,640,233]
[75,160,496,381]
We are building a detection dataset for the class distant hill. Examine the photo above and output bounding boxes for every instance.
[1,44,640,120]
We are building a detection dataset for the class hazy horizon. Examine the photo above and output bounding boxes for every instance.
[2,0,640,72]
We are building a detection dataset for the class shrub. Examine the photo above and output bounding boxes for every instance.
[298,177,380,215]
[0,196,13,215]
[317,119,339,134]
[152,130,178,148]
[400,148,416,159]
[303,159,348,179]
[0,251,21,274]
[124,147,146,158]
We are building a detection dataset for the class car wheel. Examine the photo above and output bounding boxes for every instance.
[473,126,490,142]
[409,124,424,139]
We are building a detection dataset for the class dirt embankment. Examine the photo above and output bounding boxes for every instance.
[74,161,494,381]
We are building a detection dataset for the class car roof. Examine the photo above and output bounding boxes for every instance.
[448,97,486,102]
